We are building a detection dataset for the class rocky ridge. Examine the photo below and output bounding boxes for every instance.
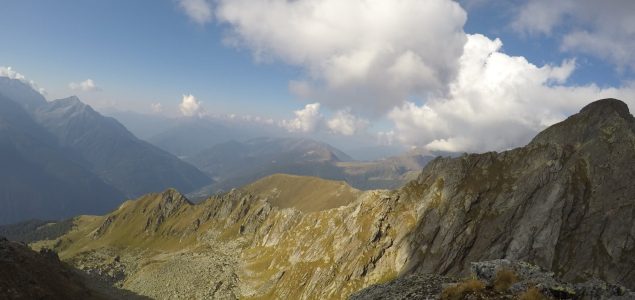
[33,99,635,299]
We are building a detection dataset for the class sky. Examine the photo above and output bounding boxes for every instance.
[1,0,635,154]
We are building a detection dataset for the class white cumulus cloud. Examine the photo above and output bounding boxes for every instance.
[69,79,100,92]
[388,34,635,153]
[179,94,205,117]
[327,109,369,136]
[215,0,467,113]
[280,103,323,133]
[178,0,213,25]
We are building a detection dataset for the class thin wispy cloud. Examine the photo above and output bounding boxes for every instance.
[178,0,213,25]
[151,103,163,113]
[513,0,635,72]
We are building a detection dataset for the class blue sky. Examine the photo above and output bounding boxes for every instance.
[0,0,300,117]
[2,0,634,153]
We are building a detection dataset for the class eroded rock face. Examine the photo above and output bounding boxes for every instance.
[401,98,635,287]
[43,99,635,299]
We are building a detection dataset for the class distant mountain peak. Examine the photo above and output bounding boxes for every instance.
[0,76,47,111]
[57,95,82,104]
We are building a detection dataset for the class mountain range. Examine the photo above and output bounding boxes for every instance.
[0,77,211,224]
[8,98,633,299]
[0,75,432,224]
[186,137,432,198]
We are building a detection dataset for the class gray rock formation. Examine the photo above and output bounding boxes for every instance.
[351,259,634,299]
[401,98,635,289]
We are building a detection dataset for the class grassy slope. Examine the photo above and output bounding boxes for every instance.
[241,174,361,213]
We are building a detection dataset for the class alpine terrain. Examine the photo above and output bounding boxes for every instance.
[11,98,634,299]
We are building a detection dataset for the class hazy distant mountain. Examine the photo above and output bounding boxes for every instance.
[0,92,124,224]
[0,77,211,216]
[145,117,287,159]
[186,137,349,195]
[100,109,175,139]
[148,119,237,158]
[0,77,47,112]
[185,137,430,198]
[30,96,211,198]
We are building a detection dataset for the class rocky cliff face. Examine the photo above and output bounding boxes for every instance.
[36,99,635,299]
[400,98,635,286]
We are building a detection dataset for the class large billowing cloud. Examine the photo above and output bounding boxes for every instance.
[173,1,635,152]
[179,94,205,117]
[513,0,635,71]
[388,34,635,153]
[215,0,467,113]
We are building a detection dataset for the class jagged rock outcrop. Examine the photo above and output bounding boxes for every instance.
[351,259,634,299]
[33,99,635,299]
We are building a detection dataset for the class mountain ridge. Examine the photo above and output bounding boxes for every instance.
[0,77,212,200]
[21,98,635,299]
[0,93,125,224]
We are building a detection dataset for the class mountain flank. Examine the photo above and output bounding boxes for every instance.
[0,91,124,224]
[0,76,212,223]
[22,98,635,299]
[32,95,211,198]
[242,174,361,212]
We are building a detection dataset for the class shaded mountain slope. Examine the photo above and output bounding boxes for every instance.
[32,99,635,299]
[0,93,124,224]
[0,237,106,300]
[0,219,74,244]
[32,96,211,197]
[0,76,211,199]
